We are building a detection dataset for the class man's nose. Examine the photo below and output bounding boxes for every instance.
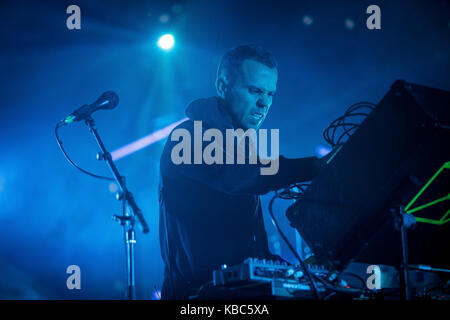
[257,95,270,109]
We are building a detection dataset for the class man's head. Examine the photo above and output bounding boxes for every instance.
[216,45,278,130]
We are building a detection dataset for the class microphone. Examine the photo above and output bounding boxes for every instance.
[60,91,119,125]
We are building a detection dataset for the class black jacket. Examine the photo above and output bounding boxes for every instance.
[159,96,321,299]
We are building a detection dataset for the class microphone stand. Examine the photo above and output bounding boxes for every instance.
[85,116,149,300]
[392,206,416,301]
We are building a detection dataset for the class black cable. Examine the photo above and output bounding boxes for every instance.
[269,191,369,299]
[268,194,322,300]
[323,102,376,147]
[275,183,309,200]
[338,272,367,294]
[189,280,214,299]
[55,122,114,181]
[323,291,336,300]
[336,126,359,145]
[346,102,376,112]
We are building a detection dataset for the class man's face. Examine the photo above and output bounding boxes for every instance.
[225,59,277,130]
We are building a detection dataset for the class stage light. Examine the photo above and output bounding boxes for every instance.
[171,4,183,15]
[345,18,355,29]
[152,290,161,300]
[159,14,170,23]
[302,15,313,26]
[108,182,118,193]
[315,145,331,157]
[157,34,175,51]
[111,117,188,161]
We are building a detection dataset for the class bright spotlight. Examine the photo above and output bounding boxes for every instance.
[315,145,332,157]
[157,34,175,51]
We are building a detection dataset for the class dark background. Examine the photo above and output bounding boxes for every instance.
[0,0,449,299]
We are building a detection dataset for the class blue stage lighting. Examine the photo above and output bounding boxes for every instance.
[315,145,331,157]
[157,34,175,51]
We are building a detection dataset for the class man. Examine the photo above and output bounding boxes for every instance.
[159,45,331,299]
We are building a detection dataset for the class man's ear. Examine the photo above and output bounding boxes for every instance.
[216,76,229,99]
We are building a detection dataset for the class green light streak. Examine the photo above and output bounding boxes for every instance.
[404,161,449,225]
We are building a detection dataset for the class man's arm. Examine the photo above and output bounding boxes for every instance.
[161,121,325,196]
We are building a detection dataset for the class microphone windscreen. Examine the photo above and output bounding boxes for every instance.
[97,91,119,110]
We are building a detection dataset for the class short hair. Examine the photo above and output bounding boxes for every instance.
[217,45,277,85]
